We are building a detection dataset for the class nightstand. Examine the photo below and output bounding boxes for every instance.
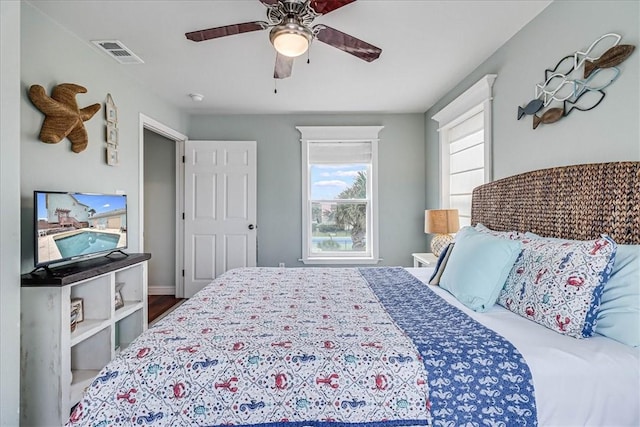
[412,252,438,267]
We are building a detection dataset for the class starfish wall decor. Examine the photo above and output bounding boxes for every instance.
[28,83,101,153]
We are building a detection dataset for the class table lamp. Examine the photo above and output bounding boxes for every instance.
[424,209,460,257]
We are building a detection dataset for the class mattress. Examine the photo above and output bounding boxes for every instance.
[408,267,640,427]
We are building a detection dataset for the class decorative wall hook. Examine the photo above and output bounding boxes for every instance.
[28,83,101,153]
[105,93,119,166]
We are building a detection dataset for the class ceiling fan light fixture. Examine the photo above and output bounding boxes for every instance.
[270,19,312,57]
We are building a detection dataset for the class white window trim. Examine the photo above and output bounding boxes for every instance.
[297,126,383,265]
[432,74,496,208]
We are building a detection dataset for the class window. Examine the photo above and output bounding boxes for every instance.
[432,75,496,227]
[298,126,383,264]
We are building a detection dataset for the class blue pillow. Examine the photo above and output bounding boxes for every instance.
[428,243,454,285]
[595,244,640,347]
[440,226,522,312]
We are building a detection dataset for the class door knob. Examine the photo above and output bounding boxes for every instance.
[248,224,255,230]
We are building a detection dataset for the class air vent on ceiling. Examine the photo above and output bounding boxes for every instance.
[92,40,144,64]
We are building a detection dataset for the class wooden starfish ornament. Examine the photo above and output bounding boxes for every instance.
[28,83,101,153]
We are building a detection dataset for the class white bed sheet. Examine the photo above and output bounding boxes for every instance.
[407,267,640,427]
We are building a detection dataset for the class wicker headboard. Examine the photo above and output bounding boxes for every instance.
[471,162,640,244]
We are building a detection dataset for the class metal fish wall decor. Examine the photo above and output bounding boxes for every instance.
[584,44,635,78]
[533,108,564,129]
[517,99,544,120]
[517,32,635,130]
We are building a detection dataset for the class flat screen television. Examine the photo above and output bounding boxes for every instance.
[34,191,128,267]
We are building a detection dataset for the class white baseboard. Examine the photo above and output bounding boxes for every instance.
[148,286,175,295]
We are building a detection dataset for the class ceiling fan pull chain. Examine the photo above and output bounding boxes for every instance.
[274,80,278,94]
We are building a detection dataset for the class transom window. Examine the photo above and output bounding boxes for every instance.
[298,126,383,264]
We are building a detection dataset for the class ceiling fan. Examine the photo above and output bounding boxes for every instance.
[185,0,382,79]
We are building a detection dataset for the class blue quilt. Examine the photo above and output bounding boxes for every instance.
[360,267,537,427]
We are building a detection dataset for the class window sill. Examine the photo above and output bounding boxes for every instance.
[300,257,382,265]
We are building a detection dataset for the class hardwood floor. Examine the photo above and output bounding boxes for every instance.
[148,294,184,324]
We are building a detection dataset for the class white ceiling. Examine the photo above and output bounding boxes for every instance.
[27,0,552,115]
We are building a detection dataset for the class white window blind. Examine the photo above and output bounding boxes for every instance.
[432,75,496,230]
[448,111,484,226]
[308,142,372,164]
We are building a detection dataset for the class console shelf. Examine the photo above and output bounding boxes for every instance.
[20,253,150,427]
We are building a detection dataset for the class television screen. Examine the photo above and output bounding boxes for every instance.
[34,191,128,267]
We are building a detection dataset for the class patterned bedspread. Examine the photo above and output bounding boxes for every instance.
[67,267,536,427]
[68,268,431,426]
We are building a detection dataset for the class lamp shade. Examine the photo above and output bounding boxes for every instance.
[424,209,460,234]
[425,209,460,256]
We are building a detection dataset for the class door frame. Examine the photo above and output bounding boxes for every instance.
[138,113,187,297]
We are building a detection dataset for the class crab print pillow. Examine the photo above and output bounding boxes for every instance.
[497,235,617,338]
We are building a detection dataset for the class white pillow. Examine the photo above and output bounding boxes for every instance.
[475,223,525,240]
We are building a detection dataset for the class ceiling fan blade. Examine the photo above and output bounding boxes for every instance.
[314,25,381,62]
[185,21,269,42]
[259,0,279,5]
[309,0,356,15]
[274,53,294,79]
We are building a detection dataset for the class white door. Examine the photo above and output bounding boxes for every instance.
[183,140,257,297]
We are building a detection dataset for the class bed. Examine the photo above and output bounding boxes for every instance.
[67,162,640,426]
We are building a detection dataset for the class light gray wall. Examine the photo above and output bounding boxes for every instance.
[189,114,428,267]
[1,2,21,425]
[144,129,176,293]
[425,0,640,209]
[20,2,188,272]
